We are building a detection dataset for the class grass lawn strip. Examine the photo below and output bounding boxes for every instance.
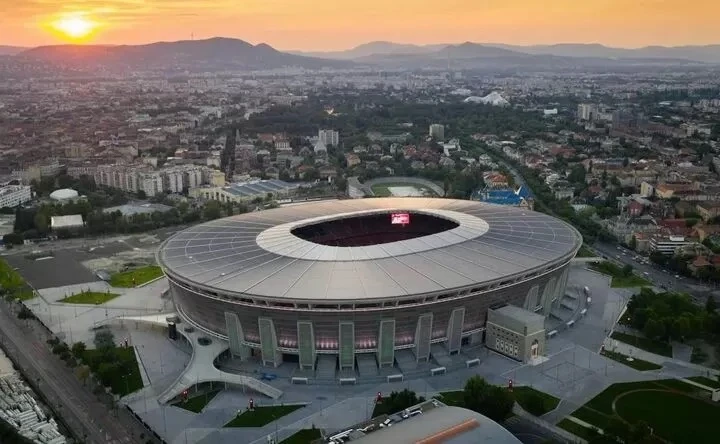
[614,390,719,444]
[60,291,120,305]
[224,405,304,427]
[609,331,672,357]
[0,258,35,301]
[435,391,464,407]
[600,349,661,371]
[280,428,322,444]
[513,386,560,415]
[590,262,651,288]
[172,389,221,413]
[110,265,164,287]
[688,376,720,389]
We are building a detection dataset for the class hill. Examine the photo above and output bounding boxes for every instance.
[18,37,350,72]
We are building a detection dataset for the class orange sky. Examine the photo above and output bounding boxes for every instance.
[3,0,720,49]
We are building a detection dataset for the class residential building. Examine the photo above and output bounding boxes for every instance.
[428,123,445,141]
[0,185,32,209]
[650,235,696,255]
[318,129,339,147]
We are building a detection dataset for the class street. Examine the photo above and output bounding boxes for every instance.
[592,242,711,304]
[0,299,155,444]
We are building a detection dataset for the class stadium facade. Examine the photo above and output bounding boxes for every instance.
[158,198,582,369]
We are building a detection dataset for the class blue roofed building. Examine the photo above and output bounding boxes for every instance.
[189,179,302,203]
[472,186,534,209]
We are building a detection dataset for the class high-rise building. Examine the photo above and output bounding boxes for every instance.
[429,124,445,141]
[577,104,597,121]
[318,129,339,147]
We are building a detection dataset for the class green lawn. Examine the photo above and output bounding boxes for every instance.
[280,428,322,444]
[590,261,651,288]
[610,332,672,357]
[370,183,437,197]
[601,349,662,371]
[565,379,709,441]
[0,259,35,301]
[60,291,119,305]
[615,390,719,444]
[435,391,464,407]
[172,390,221,413]
[109,265,164,287]
[576,244,597,258]
[513,386,560,416]
[82,347,143,396]
[688,376,720,389]
[224,405,304,427]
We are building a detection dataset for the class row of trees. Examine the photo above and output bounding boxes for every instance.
[626,288,720,342]
[375,376,516,423]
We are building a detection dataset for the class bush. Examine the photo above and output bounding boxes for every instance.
[463,376,514,422]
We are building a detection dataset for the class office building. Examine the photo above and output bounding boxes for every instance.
[318,129,339,147]
[0,185,32,209]
[429,123,445,141]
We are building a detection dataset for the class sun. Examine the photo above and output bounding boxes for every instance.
[51,15,98,41]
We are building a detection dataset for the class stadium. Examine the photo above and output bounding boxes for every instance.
[158,198,582,374]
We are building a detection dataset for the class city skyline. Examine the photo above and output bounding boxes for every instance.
[3,0,720,50]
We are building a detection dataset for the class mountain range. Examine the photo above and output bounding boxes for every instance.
[7,38,719,73]
[294,41,720,64]
[15,38,349,72]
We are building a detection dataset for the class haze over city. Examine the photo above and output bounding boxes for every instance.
[3,0,720,49]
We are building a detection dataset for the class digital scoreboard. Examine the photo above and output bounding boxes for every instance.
[390,213,410,225]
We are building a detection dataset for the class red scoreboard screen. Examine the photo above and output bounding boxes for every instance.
[390,213,410,225]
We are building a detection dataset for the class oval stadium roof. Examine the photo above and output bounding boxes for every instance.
[158,198,582,302]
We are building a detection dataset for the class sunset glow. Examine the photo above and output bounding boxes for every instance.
[50,15,98,42]
[3,0,720,49]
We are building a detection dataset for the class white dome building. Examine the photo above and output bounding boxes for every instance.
[50,188,79,201]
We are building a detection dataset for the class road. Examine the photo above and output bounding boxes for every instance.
[592,242,712,304]
[0,300,154,444]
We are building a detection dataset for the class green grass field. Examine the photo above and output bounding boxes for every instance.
[370,183,437,197]
[513,386,560,416]
[224,405,304,427]
[601,349,662,371]
[280,428,322,444]
[590,262,651,288]
[615,390,719,444]
[81,347,143,396]
[610,332,672,357]
[0,259,35,301]
[110,265,164,287]
[172,390,221,413]
[60,291,119,305]
[436,391,464,407]
[560,379,715,443]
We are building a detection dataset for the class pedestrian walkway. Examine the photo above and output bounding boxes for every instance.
[604,337,720,377]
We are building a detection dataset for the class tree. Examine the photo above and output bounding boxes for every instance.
[203,200,222,220]
[71,342,87,360]
[622,264,633,277]
[706,295,717,313]
[377,389,425,416]
[137,190,147,200]
[94,330,115,350]
[75,365,91,386]
[629,235,637,251]
[605,417,631,443]
[643,318,666,340]
[462,376,514,422]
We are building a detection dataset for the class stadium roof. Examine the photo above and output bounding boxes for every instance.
[223,179,300,197]
[352,405,521,444]
[158,198,581,302]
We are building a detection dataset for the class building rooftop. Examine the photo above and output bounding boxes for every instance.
[50,215,83,229]
[103,202,173,216]
[159,198,581,302]
[223,179,300,197]
[351,405,521,444]
[491,304,546,325]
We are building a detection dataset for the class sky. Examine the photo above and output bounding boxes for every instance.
[2,0,720,50]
